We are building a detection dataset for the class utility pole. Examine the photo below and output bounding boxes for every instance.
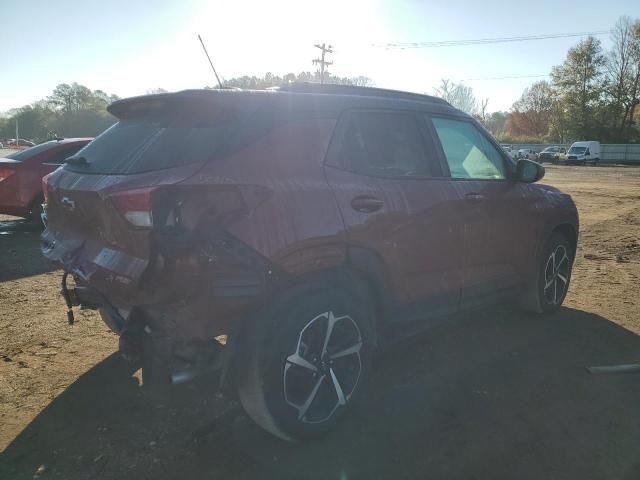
[312,43,333,84]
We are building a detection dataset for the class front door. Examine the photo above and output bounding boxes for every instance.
[427,116,537,308]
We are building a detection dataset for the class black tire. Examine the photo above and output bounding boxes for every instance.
[523,232,574,314]
[235,276,374,442]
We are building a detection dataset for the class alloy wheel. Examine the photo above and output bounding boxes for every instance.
[543,244,570,305]
[283,311,363,424]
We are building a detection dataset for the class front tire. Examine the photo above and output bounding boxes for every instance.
[236,279,374,442]
[523,232,574,314]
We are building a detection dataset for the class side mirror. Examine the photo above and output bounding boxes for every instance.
[516,159,545,183]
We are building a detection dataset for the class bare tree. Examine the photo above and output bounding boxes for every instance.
[433,79,478,115]
[479,98,489,124]
[510,80,553,137]
[606,15,640,140]
[606,16,640,137]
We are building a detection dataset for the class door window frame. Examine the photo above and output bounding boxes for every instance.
[324,108,444,179]
[425,114,516,182]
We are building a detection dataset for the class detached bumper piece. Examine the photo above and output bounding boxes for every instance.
[61,272,76,325]
[61,272,117,325]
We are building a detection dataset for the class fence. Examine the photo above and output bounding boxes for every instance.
[507,143,640,164]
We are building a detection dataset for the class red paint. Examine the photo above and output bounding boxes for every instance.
[0,138,91,220]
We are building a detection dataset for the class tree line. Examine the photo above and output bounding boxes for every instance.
[444,16,639,144]
[0,73,372,144]
[0,83,120,143]
[2,17,638,147]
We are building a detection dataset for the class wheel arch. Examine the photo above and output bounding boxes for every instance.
[277,261,388,350]
[551,223,578,256]
[27,192,45,223]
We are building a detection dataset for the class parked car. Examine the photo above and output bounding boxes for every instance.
[0,141,3,149]
[41,85,578,442]
[538,146,566,164]
[517,148,538,161]
[6,138,36,148]
[566,141,600,165]
[501,145,517,159]
[0,138,92,222]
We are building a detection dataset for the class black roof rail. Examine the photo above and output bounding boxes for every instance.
[276,82,450,106]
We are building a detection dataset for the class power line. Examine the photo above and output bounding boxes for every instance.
[312,43,333,84]
[374,30,609,49]
[460,74,550,81]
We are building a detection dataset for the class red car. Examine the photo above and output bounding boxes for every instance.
[42,86,578,441]
[0,138,92,222]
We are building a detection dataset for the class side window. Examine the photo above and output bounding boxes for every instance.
[430,117,506,180]
[331,111,430,177]
[48,144,85,165]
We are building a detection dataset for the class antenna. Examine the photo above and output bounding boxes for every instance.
[198,34,223,89]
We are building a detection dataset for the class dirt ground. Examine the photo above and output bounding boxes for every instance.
[1,165,640,480]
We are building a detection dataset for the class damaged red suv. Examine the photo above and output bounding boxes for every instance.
[41,85,578,441]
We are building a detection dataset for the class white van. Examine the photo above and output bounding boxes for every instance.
[566,141,600,165]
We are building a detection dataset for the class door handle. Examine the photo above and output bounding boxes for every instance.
[351,195,384,213]
[464,192,484,202]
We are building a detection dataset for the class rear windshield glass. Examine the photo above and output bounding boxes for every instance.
[6,141,57,161]
[64,108,273,175]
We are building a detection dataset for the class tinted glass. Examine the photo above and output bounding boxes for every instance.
[47,144,87,165]
[65,109,273,175]
[333,111,430,177]
[431,117,506,179]
[6,141,58,161]
[568,146,586,154]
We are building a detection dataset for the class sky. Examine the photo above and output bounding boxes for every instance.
[0,0,637,113]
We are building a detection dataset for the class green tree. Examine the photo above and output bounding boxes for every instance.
[219,72,373,90]
[551,36,607,140]
[1,83,118,143]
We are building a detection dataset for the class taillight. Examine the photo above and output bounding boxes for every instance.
[0,168,15,183]
[42,172,53,202]
[109,187,156,228]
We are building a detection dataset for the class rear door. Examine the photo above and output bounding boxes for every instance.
[324,110,464,320]
[427,115,538,308]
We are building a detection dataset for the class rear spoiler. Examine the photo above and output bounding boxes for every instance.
[107,89,253,120]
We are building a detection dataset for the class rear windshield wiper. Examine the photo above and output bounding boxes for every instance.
[64,156,89,165]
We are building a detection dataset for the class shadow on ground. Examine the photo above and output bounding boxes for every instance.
[2,307,640,480]
[0,219,55,282]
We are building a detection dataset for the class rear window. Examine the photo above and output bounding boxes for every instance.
[65,107,274,175]
[6,141,58,161]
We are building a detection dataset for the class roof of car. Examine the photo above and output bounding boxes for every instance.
[274,83,450,105]
[108,84,462,119]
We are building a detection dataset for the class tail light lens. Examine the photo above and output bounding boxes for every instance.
[109,187,156,228]
[0,168,15,183]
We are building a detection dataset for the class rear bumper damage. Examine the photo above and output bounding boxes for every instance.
[60,272,239,388]
[45,224,283,389]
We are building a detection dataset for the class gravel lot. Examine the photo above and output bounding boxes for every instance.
[1,165,640,480]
